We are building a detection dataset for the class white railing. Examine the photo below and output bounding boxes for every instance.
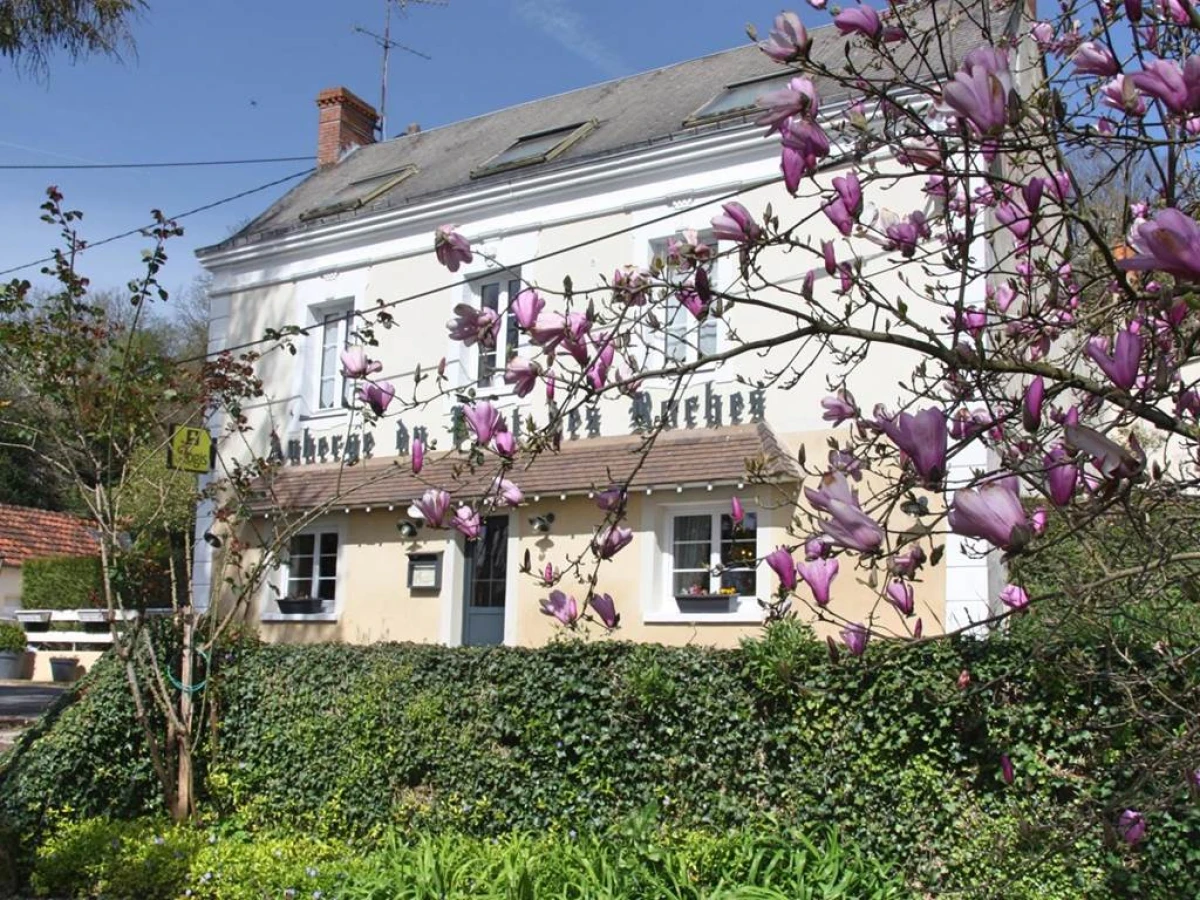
[7,609,170,651]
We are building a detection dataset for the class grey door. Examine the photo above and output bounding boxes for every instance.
[462,515,508,646]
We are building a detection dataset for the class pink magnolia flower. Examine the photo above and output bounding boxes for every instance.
[590,592,620,629]
[1121,208,1200,280]
[889,545,926,578]
[1072,41,1119,76]
[1044,447,1079,506]
[595,486,625,511]
[357,381,395,417]
[756,76,821,131]
[780,118,831,193]
[999,583,1030,610]
[504,358,542,398]
[766,546,798,592]
[540,590,579,626]
[1000,754,1015,785]
[1101,75,1147,116]
[1064,424,1143,480]
[612,267,651,306]
[731,496,745,526]
[1024,376,1045,432]
[1086,328,1143,391]
[446,303,499,348]
[409,488,451,528]
[797,557,838,607]
[464,401,503,445]
[824,199,854,236]
[593,524,634,559]
[822,500,885,553]
[947,477,1031,551]
[586,335,616,392]
[834,5,882,39]
[434,225,473,272]
[995,201,1032,242]
[1130,58,1200,115]
[875,406,948,486]
[805,536,833,559]
[491,476,523,507]
[942,47,1013,136]
[805,471,859,514]
[886,579,914,616]
[492,430,516,459]
[1118,809,1147,845]
[841,622,870,656]
[1030,507,1048,536]
[883,211,929,257]
[896,136,942,169]
[339,345,381,379]
[711,201,762,245]
[452,504,482,540]
[759,11,811,63]
[512,288,544,329]
[412,437,424,475]
[822,389,859,425]
[833,172,863,217]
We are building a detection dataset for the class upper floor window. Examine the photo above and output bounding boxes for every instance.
[316,301,354,411]
[475,275,523,388]
[651,232,719,365]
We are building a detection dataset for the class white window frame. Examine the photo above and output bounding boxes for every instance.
[262,519,346,623]
[643,499,767,624]
[642,230,726,376]
[465,271,524,394]
[300,298,355,419]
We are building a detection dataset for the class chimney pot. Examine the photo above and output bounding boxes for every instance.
[316,87,379,168]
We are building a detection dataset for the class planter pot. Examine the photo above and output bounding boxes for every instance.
[49,657,80,683]
[277,597,321,615]
[674,594,736,614]
[15,610,52,632]
[76,609,112,632]
[0,650,25,680]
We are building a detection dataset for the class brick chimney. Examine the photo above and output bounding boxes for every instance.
[316,87,378,168]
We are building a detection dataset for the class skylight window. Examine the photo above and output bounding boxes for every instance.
[686,73,795,125]
[471,121,597,178]
[300,164,418,222]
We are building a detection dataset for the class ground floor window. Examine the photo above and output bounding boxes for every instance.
[668,509,757,600]
[281,531,339,613]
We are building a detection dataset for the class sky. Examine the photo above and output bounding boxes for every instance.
[0,0,817,299]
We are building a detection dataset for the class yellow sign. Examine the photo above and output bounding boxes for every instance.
[167,426,213,474]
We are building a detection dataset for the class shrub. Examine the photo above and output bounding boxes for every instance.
[1,629,1196,898]
[20,556,103,611]
[0,622,26,653]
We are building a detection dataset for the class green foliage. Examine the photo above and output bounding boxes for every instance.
[20,556,103,610]
[30,817,200,900]
[2,632,1197,898]
[0,622,27,653]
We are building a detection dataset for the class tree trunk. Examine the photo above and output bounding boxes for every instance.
[172,607,195,822]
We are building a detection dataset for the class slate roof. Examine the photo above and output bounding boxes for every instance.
[0,504,99,567]
[201,1,1002,257]
[254,422,799,512]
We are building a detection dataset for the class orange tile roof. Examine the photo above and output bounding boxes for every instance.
[253,422,798,512]
[0,503,99,567]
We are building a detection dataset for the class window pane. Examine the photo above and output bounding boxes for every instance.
[673,542,711,570]
[288,577,311,598]
[691,74,792,120]
[674,515,711,542]
[506,279,522,359]
[720,569,756,596]
[699,318,718,357]
[320,533,339,555]
[720,512,756,597]
[480,282,500,312]
[674,572,712,596]
[316,578,337,601]
[290,534,315,557]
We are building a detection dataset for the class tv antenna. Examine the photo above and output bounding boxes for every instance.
[354,0,444,140]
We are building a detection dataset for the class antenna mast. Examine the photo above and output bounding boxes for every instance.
[354,0,444,141]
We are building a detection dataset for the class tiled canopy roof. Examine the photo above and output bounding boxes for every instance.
[0,503,99,567]
[254,422,798,512]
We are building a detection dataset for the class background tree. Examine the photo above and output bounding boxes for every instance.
[0,0,145,75]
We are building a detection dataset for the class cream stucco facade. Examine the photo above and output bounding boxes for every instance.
[197,51,1005,649]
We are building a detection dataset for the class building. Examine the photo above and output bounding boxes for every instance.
[195,7,1029,648]
[0,503,99,611]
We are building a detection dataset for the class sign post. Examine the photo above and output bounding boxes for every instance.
[166,425,214,474]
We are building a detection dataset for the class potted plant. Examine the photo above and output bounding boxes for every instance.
[674,583,737,612]
[76,608,112,632]
[14,609,52,631]
[0,623,27,679]
[49,656,79,683]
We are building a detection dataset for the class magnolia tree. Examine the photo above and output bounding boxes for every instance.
[311,0,1200,845]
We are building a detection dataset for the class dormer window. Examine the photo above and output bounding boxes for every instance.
[685,73,794,125]
[471,121,597,178]
[299,164,418,221]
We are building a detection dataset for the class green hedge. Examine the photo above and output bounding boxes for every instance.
[1,626,1198,899]
[20,555,104,611]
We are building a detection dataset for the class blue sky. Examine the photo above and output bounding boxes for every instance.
[0,0,814,298]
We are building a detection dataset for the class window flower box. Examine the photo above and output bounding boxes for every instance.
[674,593,737,614]
[15,610,52,631]
[76,608,112,632]
[277,597,321,615]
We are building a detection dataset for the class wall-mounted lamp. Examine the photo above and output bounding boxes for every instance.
[202,531,222,549]
[397,519,424,539]
[528,513,556,534]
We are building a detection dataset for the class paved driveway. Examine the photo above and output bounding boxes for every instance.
[0,683,65,720]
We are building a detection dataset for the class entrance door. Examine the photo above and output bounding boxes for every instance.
[462,515,508,646]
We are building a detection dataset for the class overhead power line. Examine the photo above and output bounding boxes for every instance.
[0,167,315,279]
[0,156,313,170]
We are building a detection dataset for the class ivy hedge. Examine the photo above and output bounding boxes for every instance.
[19,556,104,610]
[0,625,1197,899]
